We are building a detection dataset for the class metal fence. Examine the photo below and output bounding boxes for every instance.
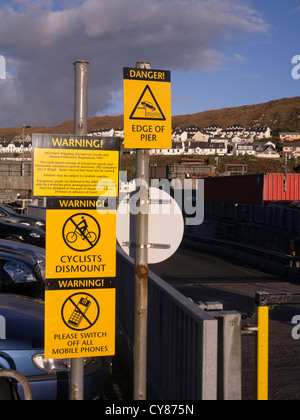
[205,202,300,235]
[0,161,32,177]
[116,247,241,400]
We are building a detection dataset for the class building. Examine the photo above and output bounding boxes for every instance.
[253,142,279,158]
[233,143,255,156]
[282,142,300,158]
[234,141,279,158]
[188,141,227,156]
[0,141,32,154]
[204,125,222,136]
[149,141,185,156]
[222,124,245,138]
[279,132,300,142]
[244,126,272,139]
[232,135,254,144]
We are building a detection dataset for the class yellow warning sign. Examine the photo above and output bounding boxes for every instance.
[44,288,115,359]
[46,209,116,279]
[32,134,120,198]
[123,67,171,149]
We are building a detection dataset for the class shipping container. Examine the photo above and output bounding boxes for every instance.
[204,173,300,205]
[149,165,167,179]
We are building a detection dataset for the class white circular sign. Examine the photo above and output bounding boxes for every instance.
[117,187,184,264]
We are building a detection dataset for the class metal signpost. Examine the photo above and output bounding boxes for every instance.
[33,61,120,400]
[71,60,88,401]
[123,62,172,400]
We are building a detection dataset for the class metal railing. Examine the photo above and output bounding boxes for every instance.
[205,202,300,235]
[116,247,241,400]
[0,162,32,177]
[184,234,300,270]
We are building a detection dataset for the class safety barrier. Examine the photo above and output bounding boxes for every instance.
[116,247,242,400]
[184,234,300,271]
[205,202,300,235]
[250,292,300,400]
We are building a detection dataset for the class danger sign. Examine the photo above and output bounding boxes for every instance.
[123,67,172,149]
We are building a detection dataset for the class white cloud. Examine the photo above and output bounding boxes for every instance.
[0,0,268,127]
[234,54,247,62]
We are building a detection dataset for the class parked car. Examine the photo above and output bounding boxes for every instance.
[0,249,44,297]
[0,219,45,248]
[0,240,45,281]
[0,204,45,231]
[0,294,110,400]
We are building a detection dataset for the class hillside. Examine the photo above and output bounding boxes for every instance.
[1,96,300,139]
[172,96,300,131]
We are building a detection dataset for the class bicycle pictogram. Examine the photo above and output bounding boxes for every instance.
[62,213,101,252]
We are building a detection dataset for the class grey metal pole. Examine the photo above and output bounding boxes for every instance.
[22,124,25,176]
[70,60,89,401]
[73,60,89,136]
[133,61,151,401]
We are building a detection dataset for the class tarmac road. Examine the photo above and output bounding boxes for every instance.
[150,243,300,400]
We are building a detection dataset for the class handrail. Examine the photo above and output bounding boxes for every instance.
[0,369,32,400]
[116,247,219,400]
[184,234,300,266]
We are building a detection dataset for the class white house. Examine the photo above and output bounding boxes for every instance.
[185,126,199,136]
[232,136,242,144]
[188,141,227,156]
[234,141,279,158]
[149,141,185,156]
[233,143,255,156]
[222,125,245,138]
[204,125,223,136]
[244,126,272,139]
[253,142,279,158]
[192,131,210,142]
[172,129,186,142]
[209,137,230,147]
[88,128,115,137]
[1,141,32,154]
[114,128,124,137]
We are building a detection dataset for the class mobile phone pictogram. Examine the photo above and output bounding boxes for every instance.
[68,297,91,328]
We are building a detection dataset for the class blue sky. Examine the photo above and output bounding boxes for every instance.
[0,0,299,127]
[170,0,300,116]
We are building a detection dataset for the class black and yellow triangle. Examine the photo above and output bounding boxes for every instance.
[130,85,166,121]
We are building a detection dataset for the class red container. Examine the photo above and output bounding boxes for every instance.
[204,173,300,205]
[264,173,300,204]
